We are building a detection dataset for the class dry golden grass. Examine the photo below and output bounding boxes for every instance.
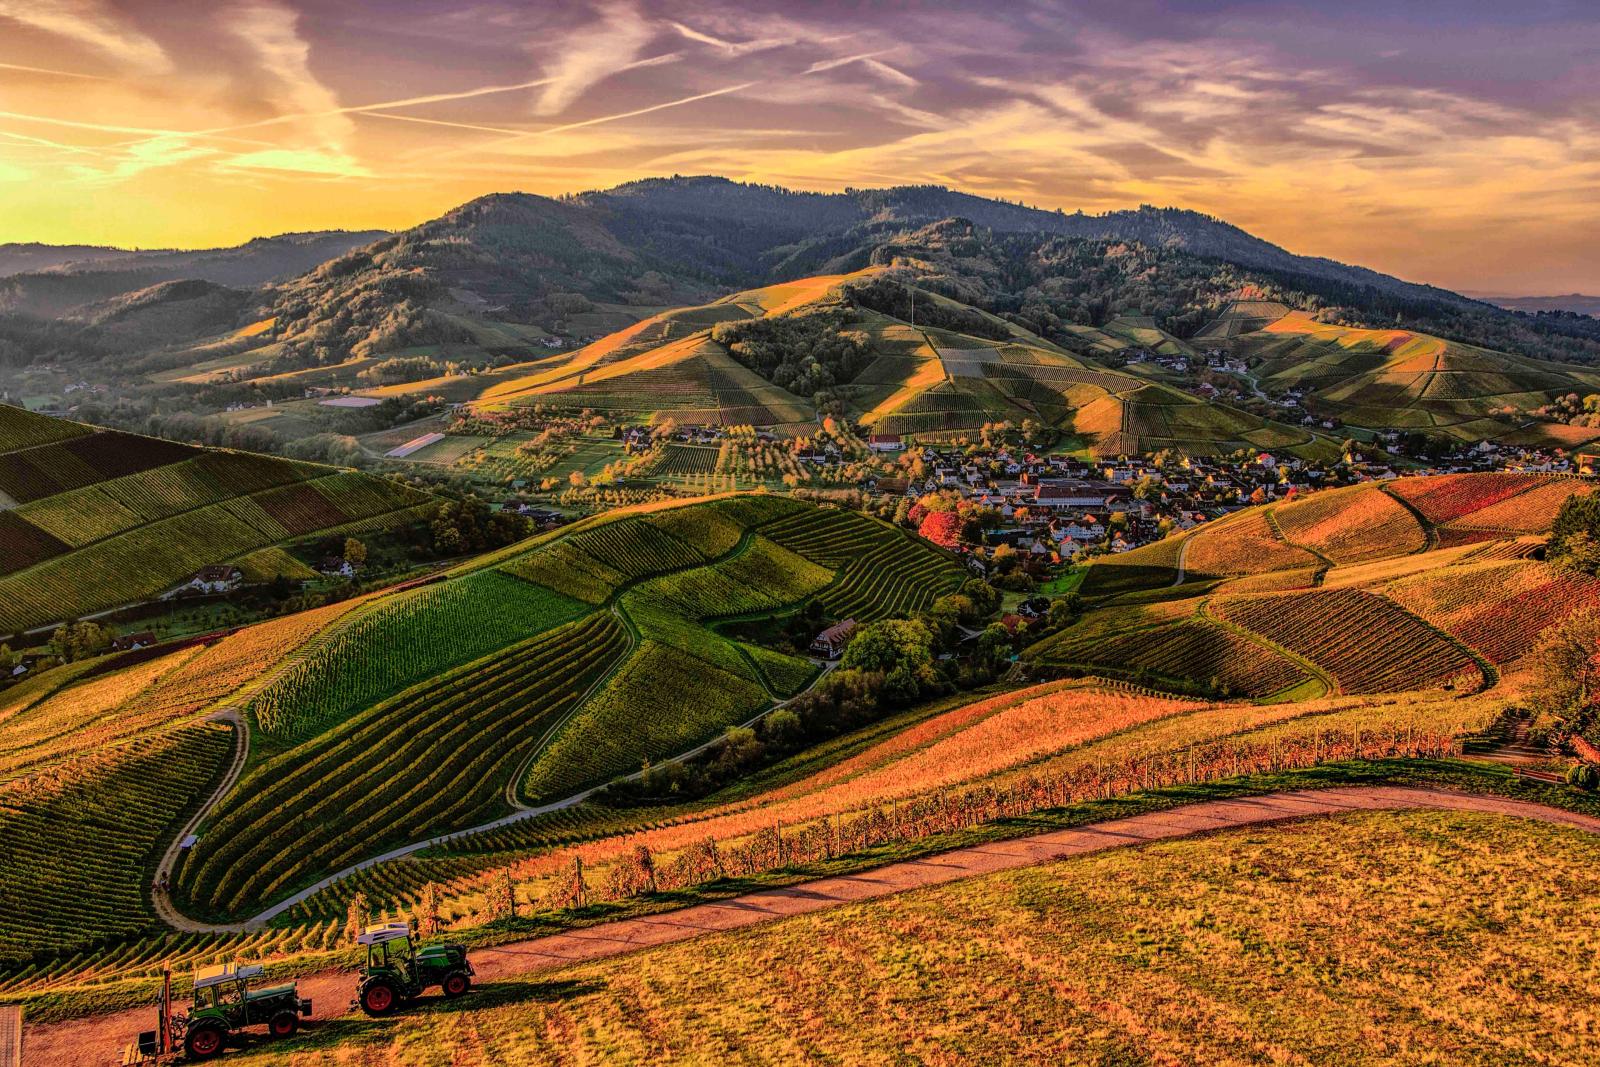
[230,808,1600,1066]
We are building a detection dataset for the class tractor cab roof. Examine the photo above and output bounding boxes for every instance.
[356,922,412,946]
[193,962,264,989]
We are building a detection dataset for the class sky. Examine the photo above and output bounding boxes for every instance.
[0,0,1596,295]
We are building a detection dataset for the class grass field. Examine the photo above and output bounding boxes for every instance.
[219,807,1600,1065]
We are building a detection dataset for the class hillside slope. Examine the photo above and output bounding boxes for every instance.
[0,404,430,633]
[478,271,1335,458]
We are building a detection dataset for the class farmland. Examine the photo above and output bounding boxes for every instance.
[0,404,431,632]
[216,809,1600,1066]
[1211,589,1482,694]
[1030,618,1312,698]
[133,494,963,920]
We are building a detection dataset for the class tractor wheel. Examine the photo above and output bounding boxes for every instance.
[184,1022,227,1060]
[360,979,399,1017]
[269,1010,299,1038]
[442,970,472,998]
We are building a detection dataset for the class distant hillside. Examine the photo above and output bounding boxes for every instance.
[0,231,385,319]
[0,403,430,634]
[1207,306,1600,448]
[479,268,1339,459]
[1472,293,1600,318]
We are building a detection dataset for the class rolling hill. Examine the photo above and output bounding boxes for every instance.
[1036,472,1597,697]
[477,270,1338,458]
[1199,301,1600,447]
[0,403,431,634]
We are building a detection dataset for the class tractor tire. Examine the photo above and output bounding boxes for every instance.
[269,1010,299,1038]
[442,970,472,998]
[184,1022,227,1060]
[360,979,400,1017]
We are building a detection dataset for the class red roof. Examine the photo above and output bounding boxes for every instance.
[868,434,902,444]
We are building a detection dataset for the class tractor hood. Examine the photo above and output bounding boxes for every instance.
[245,982,298,1001]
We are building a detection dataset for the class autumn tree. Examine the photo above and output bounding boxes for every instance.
[343,537,367,569]
[918,509,962,549]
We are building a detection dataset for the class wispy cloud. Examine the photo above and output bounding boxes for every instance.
[534,1,658,115]
[0,0,169,74]
[0,59,110,80]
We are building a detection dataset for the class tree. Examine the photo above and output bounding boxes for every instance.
[1549,495,1600,575]
[343,537,367,569]
[1531,606,1600,739]
[48,621,114,663]
[842,618,935,675]
[414,881,443,936]
[918,510,962,549]
[0,644,17,672]
[345,891,370,943]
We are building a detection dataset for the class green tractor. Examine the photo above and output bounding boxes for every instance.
[134,962,312,1061]
[354,921,474,1015]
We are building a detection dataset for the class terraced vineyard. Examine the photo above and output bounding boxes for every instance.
[0,404,431,632]
[1031,618,1310,698]
[762,507,965,621]
[1272,484,1426,564]
[0,720,233,963]
[1384,560,1600,664]
[176,612,629,917]
[248,572,586,742]
[1212,589,1482,694]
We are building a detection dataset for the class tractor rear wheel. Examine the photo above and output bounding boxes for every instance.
[360,979,399,1016]
[269,1010,299,1038]
[442,970,472,998]
[184,1022,227,1060]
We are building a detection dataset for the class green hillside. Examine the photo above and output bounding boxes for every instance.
[160,493,965,920]
[0,404,430,633]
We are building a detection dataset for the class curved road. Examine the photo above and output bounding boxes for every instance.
[28,784,1600,1065]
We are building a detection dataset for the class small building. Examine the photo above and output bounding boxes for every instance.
[809,619,858,660]
[868,433,904,452]
[187,565,243,594]
[110,631,158,653]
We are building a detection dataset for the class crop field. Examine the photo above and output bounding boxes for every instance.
[761,507,964,620]
[1213,589,1482,693]
[1078,535,1185,595]
[500,516,711,604]
[521,638,769,802]
[1272,484,1427,564]
[1441,478,1594,533]
[0,720,232,963]
[249,572,585,742]
[1385,560,1600,664]
[177,612,628,917]
[1184,508,1319,578]
[0,408,430,631]
[634,536,833,619]
[234,810,1600,1066]
[1386,472,1557,525]
[1033,619,1310,697]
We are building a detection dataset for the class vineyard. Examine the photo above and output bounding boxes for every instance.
[176,612,628,917]
[761,507,965,621]
[1272,484,1427,564]
[1385,472,1548,525]
[1183,508,1320,578]
[0,407,431,631]
[1078,534,1186,595]
[0,720,233,963]
[1212,589,1482,693]
[1384,559,1600,664]
[1032,619,1311,698]
[248,572,585,742]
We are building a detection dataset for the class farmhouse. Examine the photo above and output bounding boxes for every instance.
[867,433,904,452]
[110,631,157,652]
[809,619,858,660]
[181,565,243,594]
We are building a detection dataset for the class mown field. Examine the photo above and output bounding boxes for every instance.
[218,808,1600,1066]
[0,404,431,632]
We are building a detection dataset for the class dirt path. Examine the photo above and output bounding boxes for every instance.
[28,784,1600,1065]
[151,710,251,934]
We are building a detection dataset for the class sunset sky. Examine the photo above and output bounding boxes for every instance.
[1,0,1595,294]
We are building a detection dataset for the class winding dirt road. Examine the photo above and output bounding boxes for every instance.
[28,784,1600,1065]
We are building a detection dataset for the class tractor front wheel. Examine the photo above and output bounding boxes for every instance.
[184,1022,227,1060]
[442,970,472,998]
[360,980,399,1016]
[269,1010,299,1038]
